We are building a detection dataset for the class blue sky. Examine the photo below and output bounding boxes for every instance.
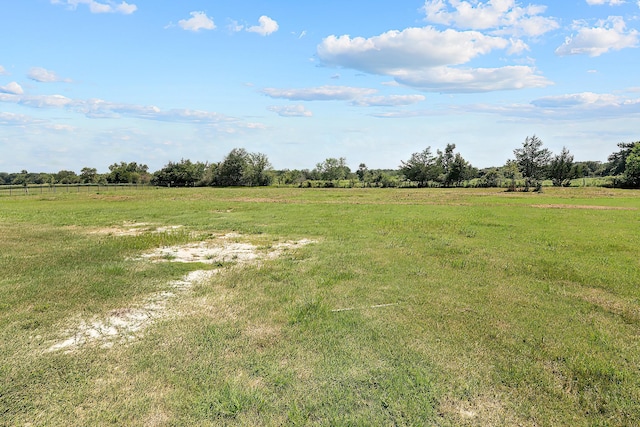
[1,0,639,173]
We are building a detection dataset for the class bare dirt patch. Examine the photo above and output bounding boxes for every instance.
[135,237,316,264]
[89,222,184,237]
[47,235,314,353]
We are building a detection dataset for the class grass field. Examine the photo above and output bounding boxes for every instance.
[1,187,639,426]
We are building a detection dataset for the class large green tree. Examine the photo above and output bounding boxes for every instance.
[54,170,79,184]
[623,143,640,188]
[436,144,476,187]
[513,135,551,191]
[152,159,207,187]
[606,142,638,176]
[400,147,439,187]
[215,148,273,187]
[79,167,98,184]
[314,157,350,182]
[215,148,249,187]
[548,146,575,187]
[107,162,150,184]
[244,152,273,186]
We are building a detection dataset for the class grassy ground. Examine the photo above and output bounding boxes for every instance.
[1,187,639,426]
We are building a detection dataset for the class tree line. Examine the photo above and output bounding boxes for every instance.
[2,137,639,189]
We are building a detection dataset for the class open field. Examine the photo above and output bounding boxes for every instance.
[1,187,639,426]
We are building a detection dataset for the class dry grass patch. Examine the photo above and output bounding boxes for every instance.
[45,234,314,353]
[438,394,533,427]
[531,204,637,211]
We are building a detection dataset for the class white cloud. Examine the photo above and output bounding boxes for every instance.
[0,82,24,95]
[352,95,426,107]
[531,92,631,108]
[51,0,137,14]
[227,19,244,33]
[319,27,507,72]
[0,65,8,75]
[0,93,74,108]
[555,16,639,56]
[422,0,559,37]
[268,105,313,117]
[396,65,551,92]
[0,91,244,126]
[47,124,76,132]
[317,27,551,93]
[73,100,233,123]
[28,67,73,83]
[262,86,377,101]
[178,11,216,32]
[371,110,447,119]
[462,91,640,121]
[507,38,530,54]
[0,112,47,126]
[247,16,279,36]
[585,0,625,5]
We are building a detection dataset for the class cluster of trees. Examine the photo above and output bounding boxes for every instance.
[0,163,151,186]
[151,149,272,187]
[506,136,640,190]
[399,143,477,188]
[2,137,639,189]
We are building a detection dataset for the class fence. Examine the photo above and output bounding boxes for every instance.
[0,183,151,196]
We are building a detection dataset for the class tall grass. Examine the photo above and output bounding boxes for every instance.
[1,187,639,425]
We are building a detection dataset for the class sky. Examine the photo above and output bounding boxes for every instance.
[1,0,640,173]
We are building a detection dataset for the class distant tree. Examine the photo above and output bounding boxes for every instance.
[11,170,31,186]
[107,162,149,184]
[606,142,638,176]
[197,163,218,186]
[400,147,439,187]
[513,135,551,191]
[274,169,306,186]
[447,152,476,186]
[80,167,98,184]
[214,148,272,187]
[356,163,368,184]
[502,159,522,192]
[548,146,575,187]
[245,152,273,186]
[622,142,640,188]
[478,168,501,188]
[54,170,79,184]
[575,160,606,177]
[373,171,401,188]
[152,159,207,187]
[216,148,249,187]
[314,157,350,182]
[436,144,455,186]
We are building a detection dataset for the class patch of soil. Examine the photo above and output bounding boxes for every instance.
[47,270,218,353]
[135,238,316,264]
[90,222,184,237]
[47,236,315,353]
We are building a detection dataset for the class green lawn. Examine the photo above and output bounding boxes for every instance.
[1,187,639,426]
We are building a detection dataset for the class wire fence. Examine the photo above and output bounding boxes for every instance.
[0,183,151,196]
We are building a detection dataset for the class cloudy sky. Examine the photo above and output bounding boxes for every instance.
[1,0,639,172]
